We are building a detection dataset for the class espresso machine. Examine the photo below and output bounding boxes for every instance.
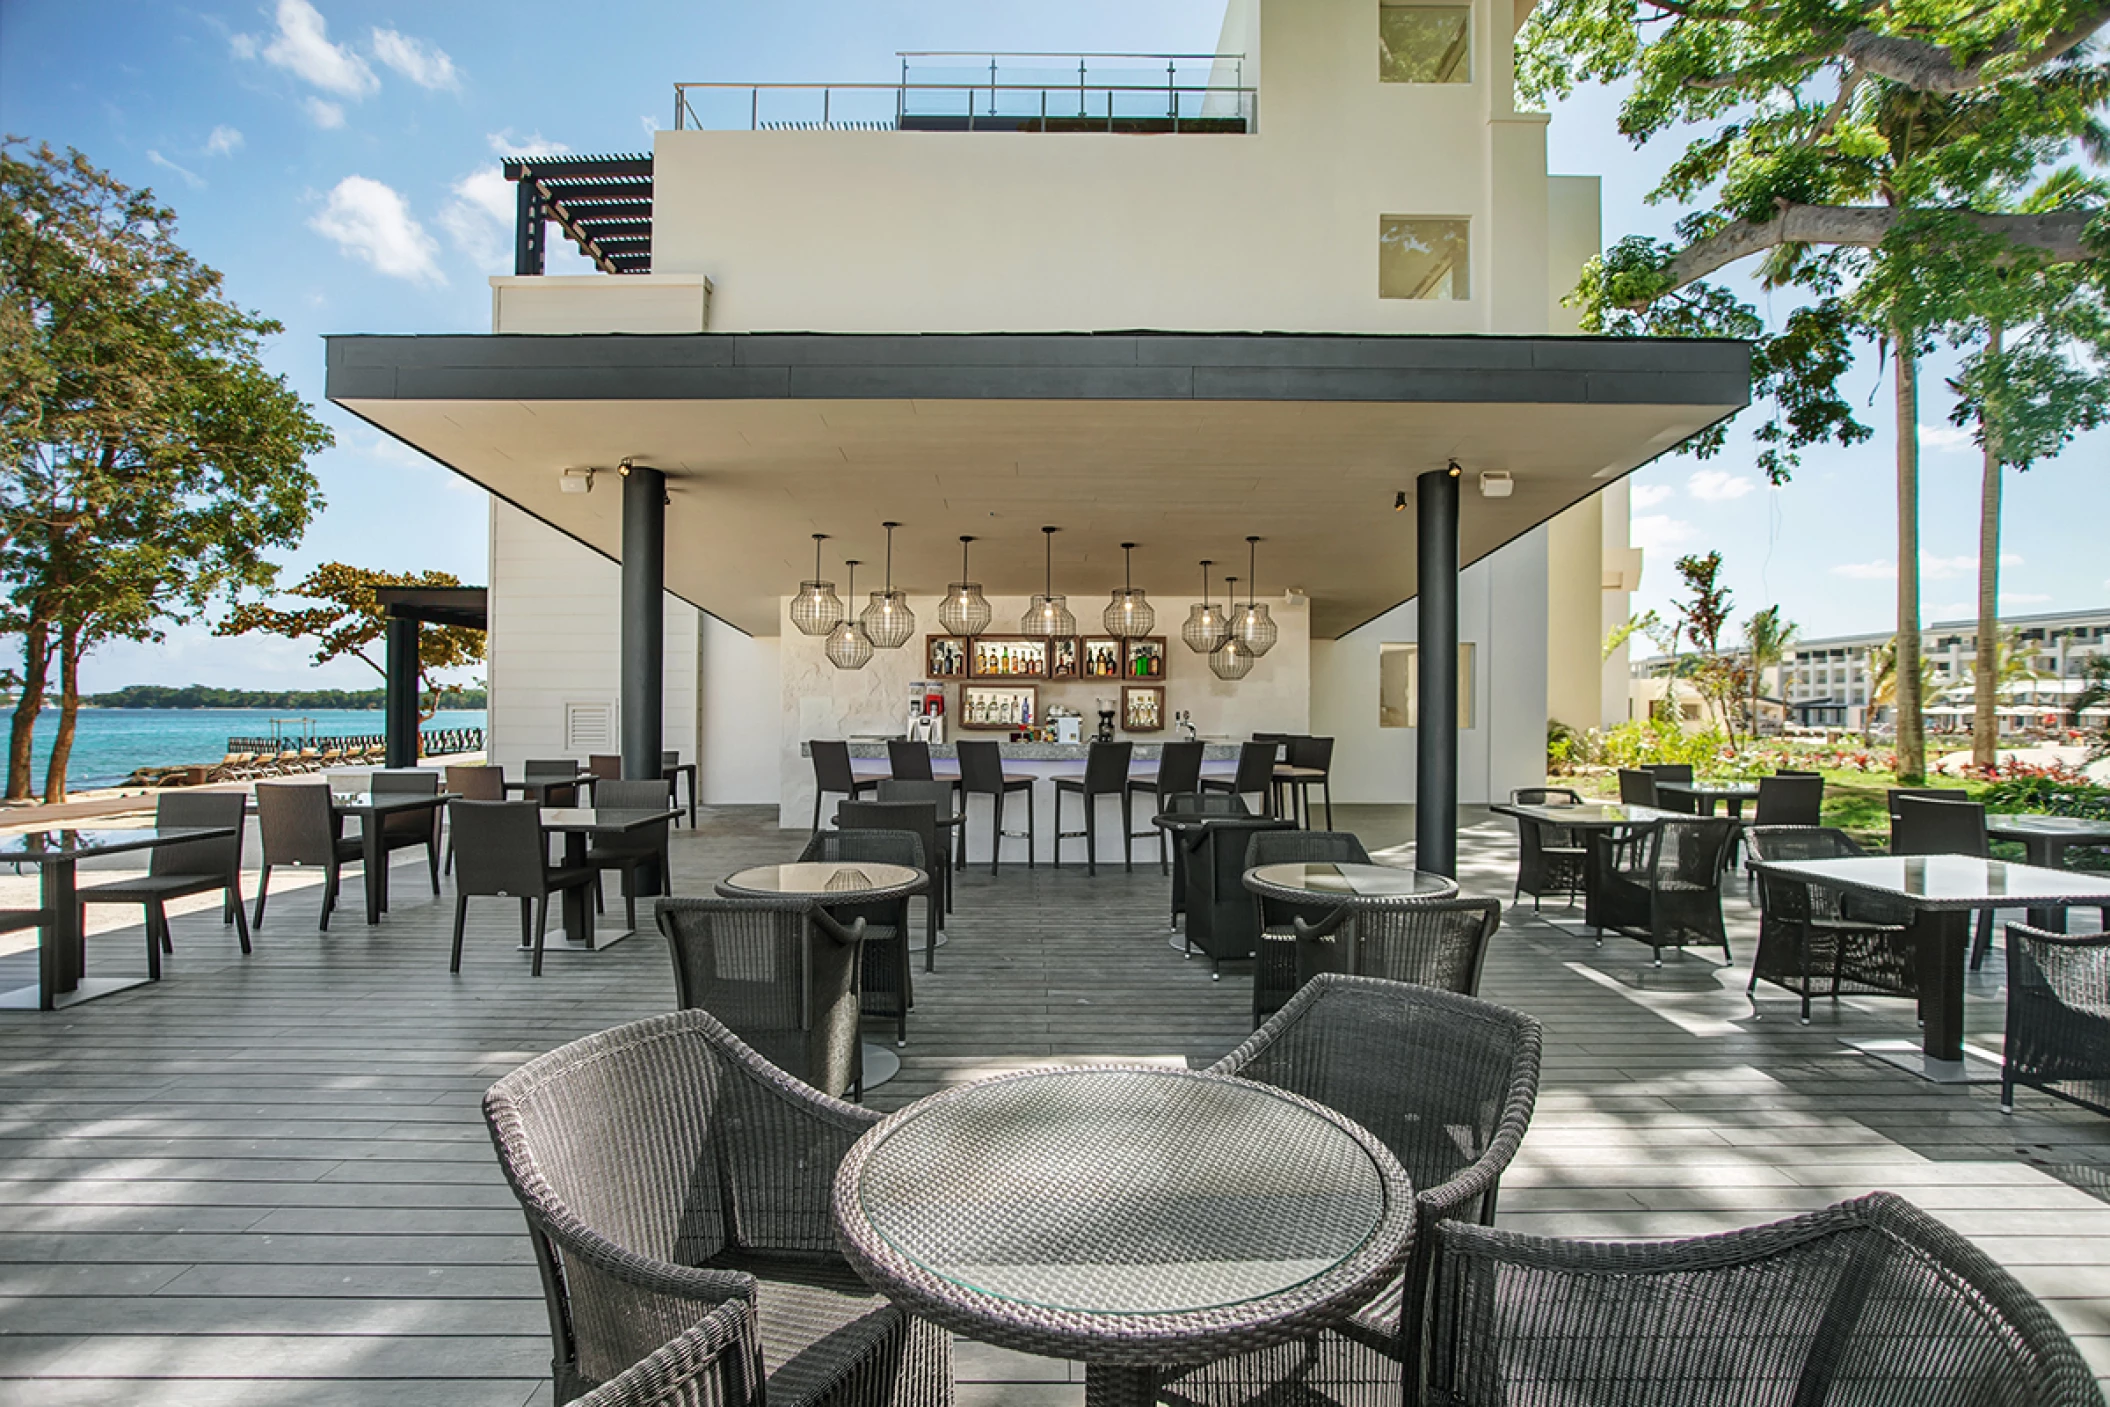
[906,681,946,745]
[1095,697,1117,743]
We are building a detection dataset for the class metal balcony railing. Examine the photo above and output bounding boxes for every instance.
[672,51,1254,133]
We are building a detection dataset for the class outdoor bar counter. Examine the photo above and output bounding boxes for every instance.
[819,740,1242,763]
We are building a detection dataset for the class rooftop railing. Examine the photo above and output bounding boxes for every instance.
[672,50,1254,133]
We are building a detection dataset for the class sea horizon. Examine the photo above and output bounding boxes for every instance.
[0,707,488,790]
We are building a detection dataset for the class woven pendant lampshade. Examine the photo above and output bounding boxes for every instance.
[1021,526,1076,638]
[790,533,845,636]
[938,535,993,636]
[1103,542,1155,637]
[1210,632,1255,680]
[1235,535,1278,657]
[1181,559,1229,654]
[859,522,915,650]
[825,561,874,670]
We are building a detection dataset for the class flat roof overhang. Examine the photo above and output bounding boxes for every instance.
[324,331,1749,639]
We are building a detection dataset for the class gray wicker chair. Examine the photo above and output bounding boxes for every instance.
[656,894,866,1101]
[483,1008,953,1407]
[1165,974,1543,1407]
[585,779,674,932]
[1180,808,1296,977]
[837,799,944,972]
[2002,922,2110,1118]
[1245,829,1373,1024]
[877,778,959,926]
[78,790,250,979]
[1508,787,1585,911]
[1159,791,1255,933]
[569,1303,760,1407]
[1293,896,1503,998]
[1747,826,1916,1023]
[370,769,443,898]
[1642,761,1698,813]
[1617,767,1659,807]
[252,781,365,931]
[1425,1192,2104,1407]
[1594,816,1737,965]
[798,828,922,1047]
[1893,795,2003,970]
[448,800,597,976]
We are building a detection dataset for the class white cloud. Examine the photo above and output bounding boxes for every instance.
[1631,514,1696,555]
[146,150,202,188]
[371,28,459,90]
[487,129,570,156]
[438,168,514,268]
[1832,553,2023,583]
[203,125,244,157]
[1630,482,1674,509]
[310,176,443,284]
[2008,592,2053,605]
[247,0,377,97]
[1687,468,1756,502]
[640,114,662,139]
[1919,423,1976,453]
[1833,560,1897,581]
[304,97,346,129]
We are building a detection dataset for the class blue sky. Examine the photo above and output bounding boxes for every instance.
[1,0,2101,689]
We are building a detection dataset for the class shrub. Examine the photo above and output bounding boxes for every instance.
[1980,775,2110,821]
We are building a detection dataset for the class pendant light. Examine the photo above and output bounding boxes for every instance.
[825,561,874,670]
[860,521,915,649]
[1103,542,1155,637]
[1021,526,1076,638]
[790,533,845,636]
[938,535,993,636]
[1211,575,1255,679]
[1181,559,1229,654]
[1234,535,1278,657]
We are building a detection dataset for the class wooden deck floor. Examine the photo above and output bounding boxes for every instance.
[1,803,2108,1404]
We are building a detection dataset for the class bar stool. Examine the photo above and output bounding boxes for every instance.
[809,740,881,835]
[1201,739,1280,817]
[1126,740,1205,875]
[1278,736,1335,830]
[957,740,1036,875]
[1054,741,1134,875]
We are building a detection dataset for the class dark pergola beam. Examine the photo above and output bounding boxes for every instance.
[502,155,652,181]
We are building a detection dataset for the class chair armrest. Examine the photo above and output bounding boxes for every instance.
[1290,903,1355,944]
[810,907,867,950]
[571,1299,763,1407]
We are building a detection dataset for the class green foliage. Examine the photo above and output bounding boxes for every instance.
[1593,718,1731,770]
[83,683,489,711]
[1980,774,2110,821]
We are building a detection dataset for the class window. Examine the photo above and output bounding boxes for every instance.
[1379,216,1469,300]
[1379,2,1471,83]
[1378,643,1475,728]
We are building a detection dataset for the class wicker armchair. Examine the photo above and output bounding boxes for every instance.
[1507,787,1585,911]
[1165,974,1543,1407]
[1293,896,1503,998]
[1244,829,1373,1024]
[1179,809,1295,976]
[569,1304,760,1407]
[2003,923,2110,1118]
[1159,792,1255,933]
[798,828,923,1047]
[1425,1192,2104,1407]
[483,1009,953,1407]
[1594,817,1737,965]
[656,895,867,1101]
[1747,826,1916,1024]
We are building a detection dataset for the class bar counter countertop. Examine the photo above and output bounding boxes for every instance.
[802,739,1243,762]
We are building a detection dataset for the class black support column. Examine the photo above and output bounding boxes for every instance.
[383,615,420,769]
[1415,466,1460,877]
[620,464,666,781]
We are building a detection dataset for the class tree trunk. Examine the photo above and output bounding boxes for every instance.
[1894,334,1926,782]
[43,622,81,805]
[7,618,51,802]
[1972,323,2004,773]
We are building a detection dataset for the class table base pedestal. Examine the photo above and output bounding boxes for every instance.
[861,1042,899,1090]
[1847,1036,2003,1085]
[523,924,639,955]
[0,974,153,1012]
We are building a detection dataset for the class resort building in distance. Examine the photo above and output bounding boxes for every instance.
[327,0,1745,846]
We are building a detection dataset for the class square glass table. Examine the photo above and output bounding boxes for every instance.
[1984,815,2110,931]
[1654,779,1762,817]
[0,826,237,1011]
[1490,802,1682,930]
[537,807,680,948]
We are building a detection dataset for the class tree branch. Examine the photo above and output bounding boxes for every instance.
[1641,203,2095,299]
[1840,12,2110,92]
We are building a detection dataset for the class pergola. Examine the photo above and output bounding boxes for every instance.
[371,585,488,768]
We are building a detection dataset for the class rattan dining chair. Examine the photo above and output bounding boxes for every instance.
[1893,794,2001,969]
[565,1305,757,1407]
[584,779,674,932]
[252,781,365,931]
[1170,974,1543,1407]
[2002,922,2110,1118]
[525,758,585,806]
[482,1009,953,1407]
[1508,787,1585,911]
[1616,767,1659,807]
[1746,826,1916,1023]
[1293,895,1503,997]
[1280,735,1336,830]
[1127,740,1205,875]
[447,800,596,976]
[1425,1192,2104,1407]
[797,827,922,1047]
[1243,828,1372,1024]
[837,798,944,972]
[655,894,866,1101]
[1641,761,1698,813]
[586,754,622,781]
[78,791,250,979]
[808,740,882,836]
[1159,791,1255,934]
[369,769,443,899]
[1595,816,1738,965]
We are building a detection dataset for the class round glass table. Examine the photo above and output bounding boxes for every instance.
[833,1065,1413,1407]
[716,862,927,1089]
[1243,862,1458,904]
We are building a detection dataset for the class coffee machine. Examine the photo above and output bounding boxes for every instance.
[906,681,946,745]
[1095,697,1117,743]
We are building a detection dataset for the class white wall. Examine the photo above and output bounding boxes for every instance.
[700,613,781,804]
[1310,527,1549,804]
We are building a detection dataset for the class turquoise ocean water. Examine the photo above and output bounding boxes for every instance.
[3,708,487,790]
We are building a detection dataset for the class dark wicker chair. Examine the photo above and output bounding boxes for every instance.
[568,1303,760,1407]
[1179,808,1295,977]
[1425,1192,2104,1407]
[1293,896,1503,997]
[656,895,866,1101]
[252,781,365,931]
[1893,794,2002,969]
[585,779,674,932]
[1746,826,1916,1023]
[955,739,1035,875]
[1159,792,1254,933]
[2002,922,2110,1118]
[1617,767,1659,807]
[1202,739,1282,816]
[78,791,250,979]
[1128,740,1205,875]
[837,799,943,971]
[1245,829,1373,1023]
[798,828,922,1047]
[1508,787,1585,911]
[1754,774,1824,827]
[370,769,443,900]
[1053,740,1133,875]
[1642,761,1698,813]
[1594,816,1738,965]
[482,1009,953,1407]
[443,764,506,874]
[448,800,597,976]
[809,741,881,835]
[1166,974,1543,1407]
[877,779,959,919]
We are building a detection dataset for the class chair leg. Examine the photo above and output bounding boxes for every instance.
[144,904,162,982]
[444,836,453,876]
[1122,792,1133,874]
[812,789,823,836]
[531,896,549,977]
[450,897,468,973]
[519,897,533,949]
[229,883,252,954]
[319,865,336,933]
[990,792,1004,877]
[594,874,605,914]
[1027,786,1037,869]
[622,870,637,933]
[1322,779,1333,830]
[1085,795,1097,878]
[252,864,271,930]
[158,901,175,954]
[427,841,441,896]
[1969,910,1996,971]
[1053,791,1064,870]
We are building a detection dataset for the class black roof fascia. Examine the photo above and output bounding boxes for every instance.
[374,585,489,630]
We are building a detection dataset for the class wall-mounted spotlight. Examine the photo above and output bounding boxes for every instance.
[1479,470,1514,499]
[1447,458,1462,478]
[1394,490,1408,512]
[560,467,597,495]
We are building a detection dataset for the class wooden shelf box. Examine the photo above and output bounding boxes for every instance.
[925,636,968,679]
[962,684,1038,730]
[1123,685,1165,733]
[968,636,1049,679]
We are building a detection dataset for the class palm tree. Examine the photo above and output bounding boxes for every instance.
[1742,606,1797,739]
[1865,636,1940,748]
